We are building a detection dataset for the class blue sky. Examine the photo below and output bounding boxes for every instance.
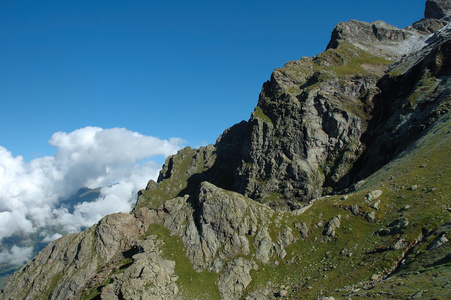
[1,0,426,161]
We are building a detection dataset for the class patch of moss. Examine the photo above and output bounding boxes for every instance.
[314,43,392,77]
[407,73,440,106]
[261,192,285,207]
[252,107,273,125]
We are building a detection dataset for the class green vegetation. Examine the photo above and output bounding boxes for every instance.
[135,147,201,210]
[42,270,65,300]
[145,224,221,299]
[314,42,392,77]
[407,72,440,106]
[252,107,273,125]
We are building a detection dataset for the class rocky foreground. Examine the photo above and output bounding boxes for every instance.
[1,1,450,299]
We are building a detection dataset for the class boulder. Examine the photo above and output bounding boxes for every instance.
[218,258,253,300]
[323,215,342,237]
[428,233,449,250]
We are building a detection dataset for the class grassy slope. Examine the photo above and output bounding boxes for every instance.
[245,113,451,299]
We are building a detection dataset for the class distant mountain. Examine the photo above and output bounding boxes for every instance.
[1,1,450,299]
[60,187,102,214]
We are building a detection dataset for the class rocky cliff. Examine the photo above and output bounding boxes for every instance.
[2,1,450,299]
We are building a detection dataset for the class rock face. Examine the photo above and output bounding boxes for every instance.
[233,55,371,207]
[160,181,278,271]
[327,20,415,58]
[425,0,451,19]
[2,1,451,299]
[99,237,179,299]
[0,213,146,299]
[217,257,253,300]
[413,0,451,33]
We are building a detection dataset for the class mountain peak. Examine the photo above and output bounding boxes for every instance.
[326,19,416,59]
[413,0,451,34]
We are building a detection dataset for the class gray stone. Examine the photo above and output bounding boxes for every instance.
[379,217,410,235]
[428,233,449,250]
[295,222,311,238]
[218,257,253,300]
[392,238,408,250]
[327,20,415,59]
[350,204,360,216]
[255,227,274,263]
[100,236,179,299]
[0,212,145,300]
[371,199,381,210]
[278,226,296,247]
[323,215,342,237]
[364,190,383,205]
[279,289,288,297]
[171,182,275,270]
[366,211,377,223]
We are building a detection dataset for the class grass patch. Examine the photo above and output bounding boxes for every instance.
[407,74,440,106]
[314,42,392,77]
[43,271,64,299]
[252,107,273,125]
[135,147,211,210]
[145,224,221,299]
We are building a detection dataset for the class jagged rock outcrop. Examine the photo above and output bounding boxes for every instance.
[327,20,416,58]
[2,1,451,299]
[158,181,277,271]
[99,236,179,299]
[413,0,451,33]
[232,57,372,207]
[425,0,451,19]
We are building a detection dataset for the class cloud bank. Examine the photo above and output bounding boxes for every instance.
[0,127,185,264]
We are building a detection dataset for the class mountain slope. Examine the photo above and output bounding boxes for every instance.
[1,1,450,299]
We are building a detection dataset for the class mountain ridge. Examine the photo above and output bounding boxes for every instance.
[1,1,450,299]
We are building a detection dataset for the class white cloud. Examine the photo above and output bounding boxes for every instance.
[0,210,35,240]
[54,181,141,233]
[0,127,185,264]
[0,246,34,265]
